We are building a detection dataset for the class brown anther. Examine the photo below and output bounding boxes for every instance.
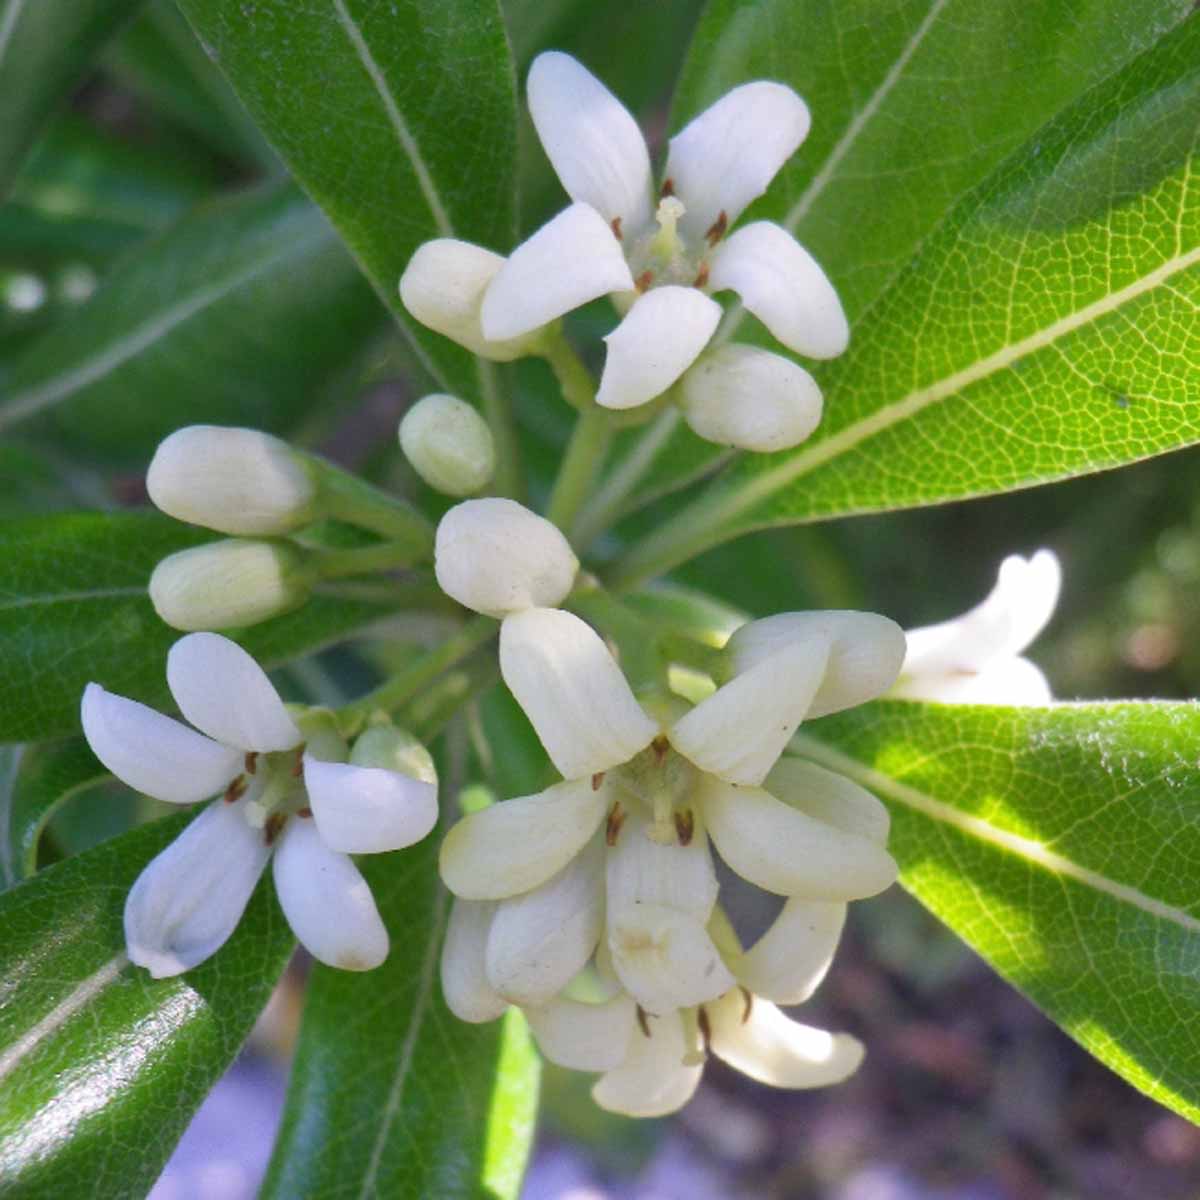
[693,263,710,288]
[297,806,313,819]
[674,809,695,846]
[591,771,606,792]
[697,1004,712,1050]
[636,1005,652,1038]
[605,799,626,846]
[610,216,623,240]
[635,269,653,292]
[660,177,675,197]
[244,751,258,775]
[223,775,247,804]
[704,210,728,246]
[651,735,670,766]
[263,812,286,846]
[739,986,754,1025]
[291,750,304,778]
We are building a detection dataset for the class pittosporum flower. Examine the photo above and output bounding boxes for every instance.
[891,550,1061,704]
[80,633,438,977]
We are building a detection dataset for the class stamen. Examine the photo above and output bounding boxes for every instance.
[660,178,675,197]
[673,809,695,846]
[263,811,286,845]
[591,771,605,792]
[297,806,313,819]
[610,216,623,241]
[244,751,258,775]
[291,747,305,778]
[697,1004,712,1050]
[693,263,709,288]
[636,1005,652,1038]
[223,775,247,804]
[605,799,626,846]
[635,269,653,292]
[740,986,754,1024]
[704,210,728,246]
[651,735,669,766]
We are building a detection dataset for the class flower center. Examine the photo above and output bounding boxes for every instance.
[609,736,699,845]
[224,747,310,844]
[622,189,728,295]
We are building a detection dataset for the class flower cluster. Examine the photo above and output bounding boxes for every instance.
[400,52,847,454]
[432,498,905,1115]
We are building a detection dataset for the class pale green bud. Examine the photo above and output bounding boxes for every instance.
[351,724,438,787]
[149,538,312,631]
[398,393,495,497]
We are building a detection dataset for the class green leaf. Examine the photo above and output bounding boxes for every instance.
[175,0,519,400]
[798,699,1200,1124]
[0,811,294,1195]
[0,739,107,889]
[609,18,1200,587]
[0,0,144,198]
[0,511,405,743]
[0,183,384,464]
[261,826,540,1199]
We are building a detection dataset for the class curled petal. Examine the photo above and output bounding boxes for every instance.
[441,899,508,1023]
[707,989,864,1089]
[666,81,810,241]
[708,222,848,359]
[124,800,271,977]
[439,779,608,901]
[500,608,657,779]
[765,757,891,844]
[528,51,653,234]
[736,897,846,1005]
[595,287,721,411]
[81,683,240,804]
[527,992,637,1072]
[272,819,388,971]
[592,1009,702,1117]
[701,777,897,900]
[166,632,299,752]
[302,756,437,854]
[726,610,906,719]
[481,203,633,341]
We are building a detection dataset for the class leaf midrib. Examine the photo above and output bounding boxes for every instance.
[0,586,146,613]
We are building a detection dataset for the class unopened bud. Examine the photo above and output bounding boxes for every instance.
[399,394,495,497]
[679,345,822,453]
[150,539,312,631]
[351,724,438,786]
[435,498,579,618]
[399,240,539,362]
[147,426,317,535]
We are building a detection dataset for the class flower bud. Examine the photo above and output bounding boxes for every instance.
[149,539,312,631]
[351,724,438,786]
[147,426,317,536]
[399,240,539,362]
[398,393,495,497]
[679,345,823,453]
[434,498,579,618]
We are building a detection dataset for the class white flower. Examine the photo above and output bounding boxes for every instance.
[80,633,438,977]
[398,393,495,497]
[891,550,1061,704]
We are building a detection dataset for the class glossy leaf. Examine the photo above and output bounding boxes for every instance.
[797,699,1200,1124]
[0,812,293,1195]
[0,511,406,743]
[175,0,518,400]
[262,823,540,1199]
[609,19,1200,587]
[0,184,383,464]
[0,0,144,198]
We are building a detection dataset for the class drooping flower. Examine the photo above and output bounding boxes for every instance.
[891,550,1061,704]
[81,633,438,977]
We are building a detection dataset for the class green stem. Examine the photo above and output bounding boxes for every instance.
[546,405,613,538]
[567,578,664,696]
[338,614,498,730]
[477,359,525,500]
[314,461,434,555]
[311,540,426,579]
[541,331,597,413]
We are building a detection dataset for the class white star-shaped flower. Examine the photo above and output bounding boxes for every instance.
[81,633,438,977]
[892,550,1061,704]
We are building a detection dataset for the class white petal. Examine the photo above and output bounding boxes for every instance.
[592,1009,703,1117]
[527,51,653,234]
[500,608,657,779]
[441,899,508,1023]
[166,633,299,752]
[527,992,637,1072]
[765,757,891,845]
[736,897,846,1005]
[595,287,721,411]
[707,990,864,1089]
[439,778,608,900]
[486,837,604,1007]
[901,550,1062,677]
[302,757,437,854]
[701,776,897,900]
[124,800,271,977]
[666,82,810,241]
[679,343,822,452]
[727,611,907,719]
[670,639,830,786]
[892,656,1054,705]
[708,222,848,359]
[480,203,634,341]
[435,498,578,618]
[81,683,241,804]
[272,819,388,971]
